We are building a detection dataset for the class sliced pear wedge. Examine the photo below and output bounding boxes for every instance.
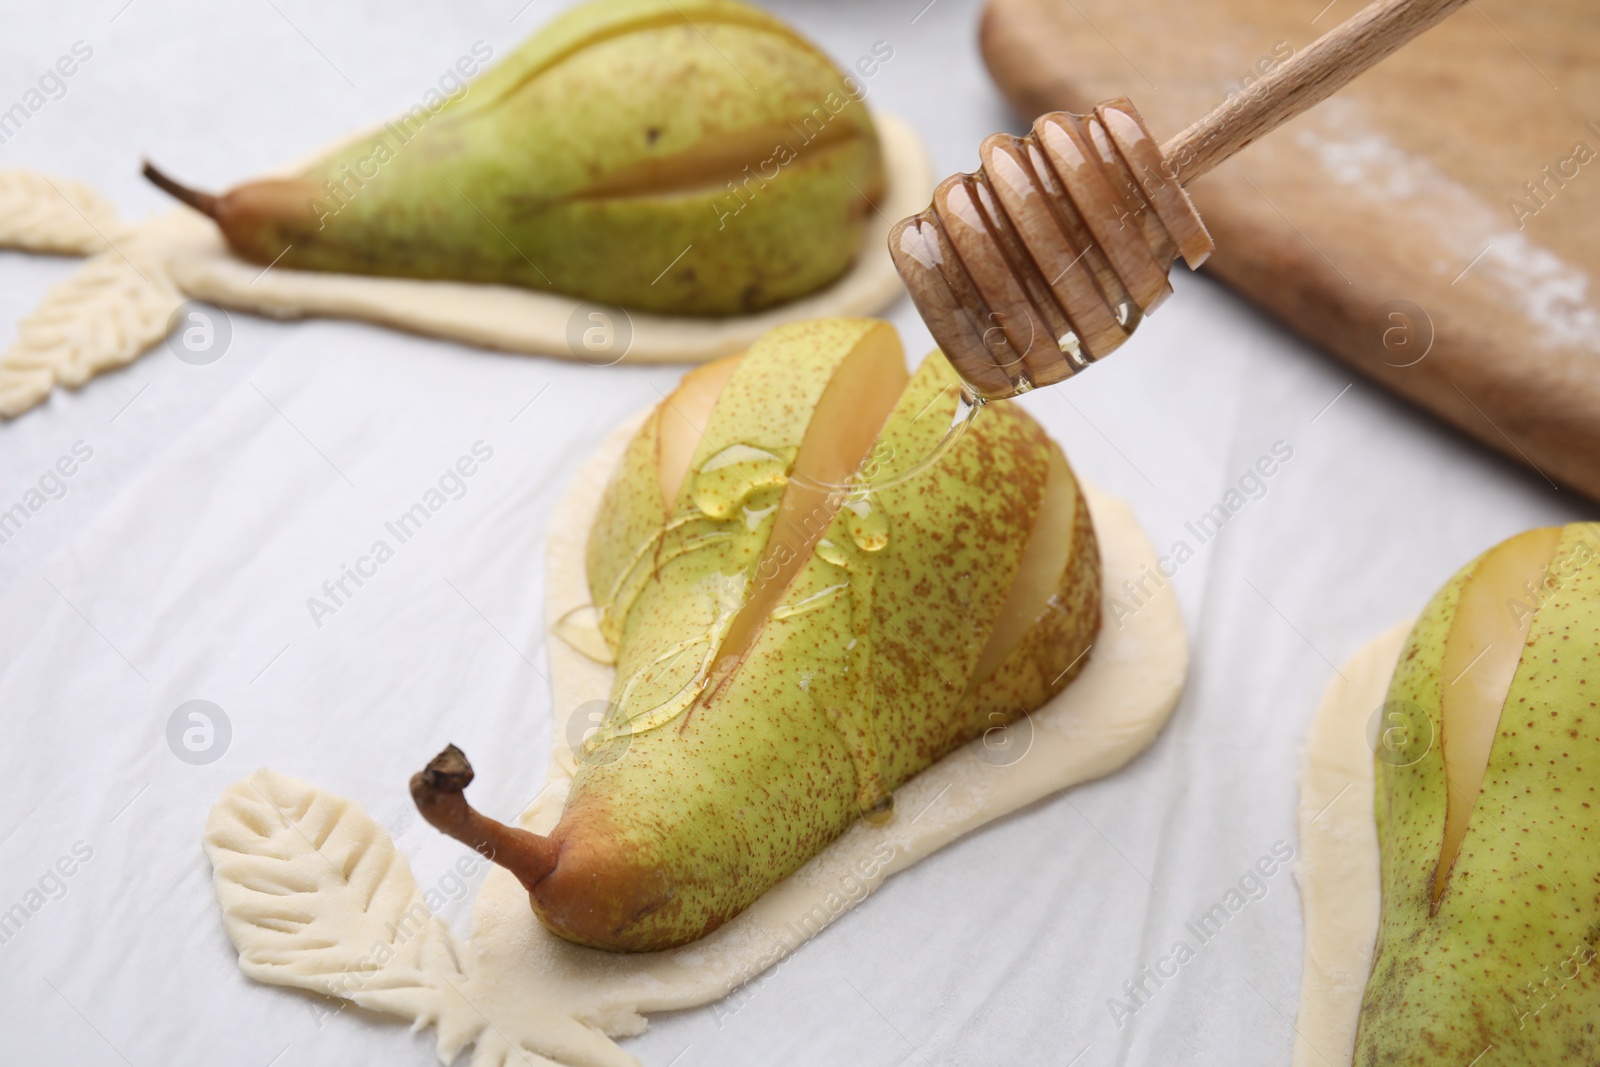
[656,353,743,508]
[1432,525,1561,905]
[971,442,1080,682]
[963,440,1100,724]
[707,322,908,688]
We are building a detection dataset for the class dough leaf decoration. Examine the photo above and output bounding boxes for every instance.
[205,769,507,1065]
[0,241,182,417]
[0,168,125,255]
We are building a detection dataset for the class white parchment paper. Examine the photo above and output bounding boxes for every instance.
[0,1,1585,1065]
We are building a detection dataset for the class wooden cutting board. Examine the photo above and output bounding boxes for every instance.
[981,0,1600,502]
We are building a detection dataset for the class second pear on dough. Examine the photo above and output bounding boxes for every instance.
[145,0,884,315]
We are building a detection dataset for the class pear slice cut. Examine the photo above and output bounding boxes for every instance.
[706,323,909,686]
[1432,525,1563,905]
[969,442,1079,684]
[571,121,873,201]
[656,353,743,508]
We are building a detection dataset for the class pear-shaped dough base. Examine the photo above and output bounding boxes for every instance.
[1293,620,1414,1067]
[204,411,1188,1067]
[0,112,931,418]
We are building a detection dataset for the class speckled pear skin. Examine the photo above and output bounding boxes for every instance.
[534,343,1098,952]
[185,0,882,315]
[1356,523,1600,1065]
[583,393,667,650]
[965,441,1099,725]
[790,354,1053,790]
[590,318,896,704]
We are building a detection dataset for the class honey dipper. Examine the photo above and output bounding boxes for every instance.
[889,0,1471,399]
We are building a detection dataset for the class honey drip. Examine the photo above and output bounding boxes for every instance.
[587,569,748,753]
[553,604,614,665]
[786,382,984,499]
[575,428,905,809]
[580,453,793,749]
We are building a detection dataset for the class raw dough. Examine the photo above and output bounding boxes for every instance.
[205,411,1190,1067]
[0,112,932,417]
[1291,619,1413,1067]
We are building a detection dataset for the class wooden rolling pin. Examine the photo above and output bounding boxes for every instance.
[890,0,1471,399]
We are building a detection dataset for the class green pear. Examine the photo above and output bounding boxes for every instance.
[412,318,1101,951]
[144,0,883,315]
[1355,522,1600,1065]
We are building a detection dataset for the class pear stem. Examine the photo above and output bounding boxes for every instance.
[141,161,220,218]
[409,744,560,892]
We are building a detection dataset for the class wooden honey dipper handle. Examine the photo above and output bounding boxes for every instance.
[890,0,1472,399]
[1165,0,1470,183]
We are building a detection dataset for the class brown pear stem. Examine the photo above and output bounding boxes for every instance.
[141,161,220,218]
[409,744,560,892]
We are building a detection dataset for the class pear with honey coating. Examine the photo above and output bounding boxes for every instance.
[412,318,1100,951]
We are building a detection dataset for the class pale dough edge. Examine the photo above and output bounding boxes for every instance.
[1291,619,1413,1067]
